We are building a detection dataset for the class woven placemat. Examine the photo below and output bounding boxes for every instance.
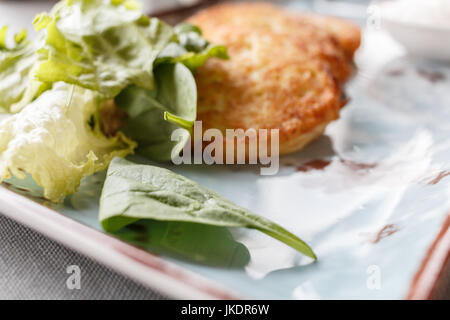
[0,213,168,300]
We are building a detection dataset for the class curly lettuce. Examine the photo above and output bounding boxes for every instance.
[0,83,136,202]
[0,27,47,113]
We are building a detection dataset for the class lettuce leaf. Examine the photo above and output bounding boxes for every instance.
[0,27,47,113]
[0,0,228,166]
[33,0,175,98]
[0,83,136,202]
[32,1,227,99]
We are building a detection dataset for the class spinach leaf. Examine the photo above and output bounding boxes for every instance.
[115,220,251,267]
[115,62,196,162]
[99,158,317,259]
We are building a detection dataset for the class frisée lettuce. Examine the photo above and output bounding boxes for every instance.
[0,84,136,202]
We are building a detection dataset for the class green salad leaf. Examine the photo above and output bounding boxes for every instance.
[115,220,251,267]
[33,0,174,98]
[0,0,228,202]
[25,0,227,161]
[100,158,317,259]
[155,23,228,70]
[115,62,196,161]
[0,27,46,113]
[0,84,136,202]
[111,22,226,162]
[32,1,227,98]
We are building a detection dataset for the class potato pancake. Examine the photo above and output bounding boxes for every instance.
[187,2,361,156]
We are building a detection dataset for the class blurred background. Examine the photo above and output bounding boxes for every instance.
[0,0,371,30]
[2,0,449,62]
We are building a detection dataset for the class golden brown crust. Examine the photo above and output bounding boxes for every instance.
[300,14,362,60]
[188,2,359,83]
[187,2,360,156]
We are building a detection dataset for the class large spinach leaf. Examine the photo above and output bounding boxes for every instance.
[116,220,251,267]
[99,158,317,259]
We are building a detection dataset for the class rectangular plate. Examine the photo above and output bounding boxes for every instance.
[1,4,450,299]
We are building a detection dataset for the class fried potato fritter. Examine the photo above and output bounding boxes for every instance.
[189,3,360,83]
[187,2,361,156]
[301,14,362,60]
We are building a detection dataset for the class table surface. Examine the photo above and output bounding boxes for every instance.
[0,214,167,299]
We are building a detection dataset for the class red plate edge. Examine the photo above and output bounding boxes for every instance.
[406,212,450,299]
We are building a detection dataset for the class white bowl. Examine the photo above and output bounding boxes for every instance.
[382,18,450,62]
